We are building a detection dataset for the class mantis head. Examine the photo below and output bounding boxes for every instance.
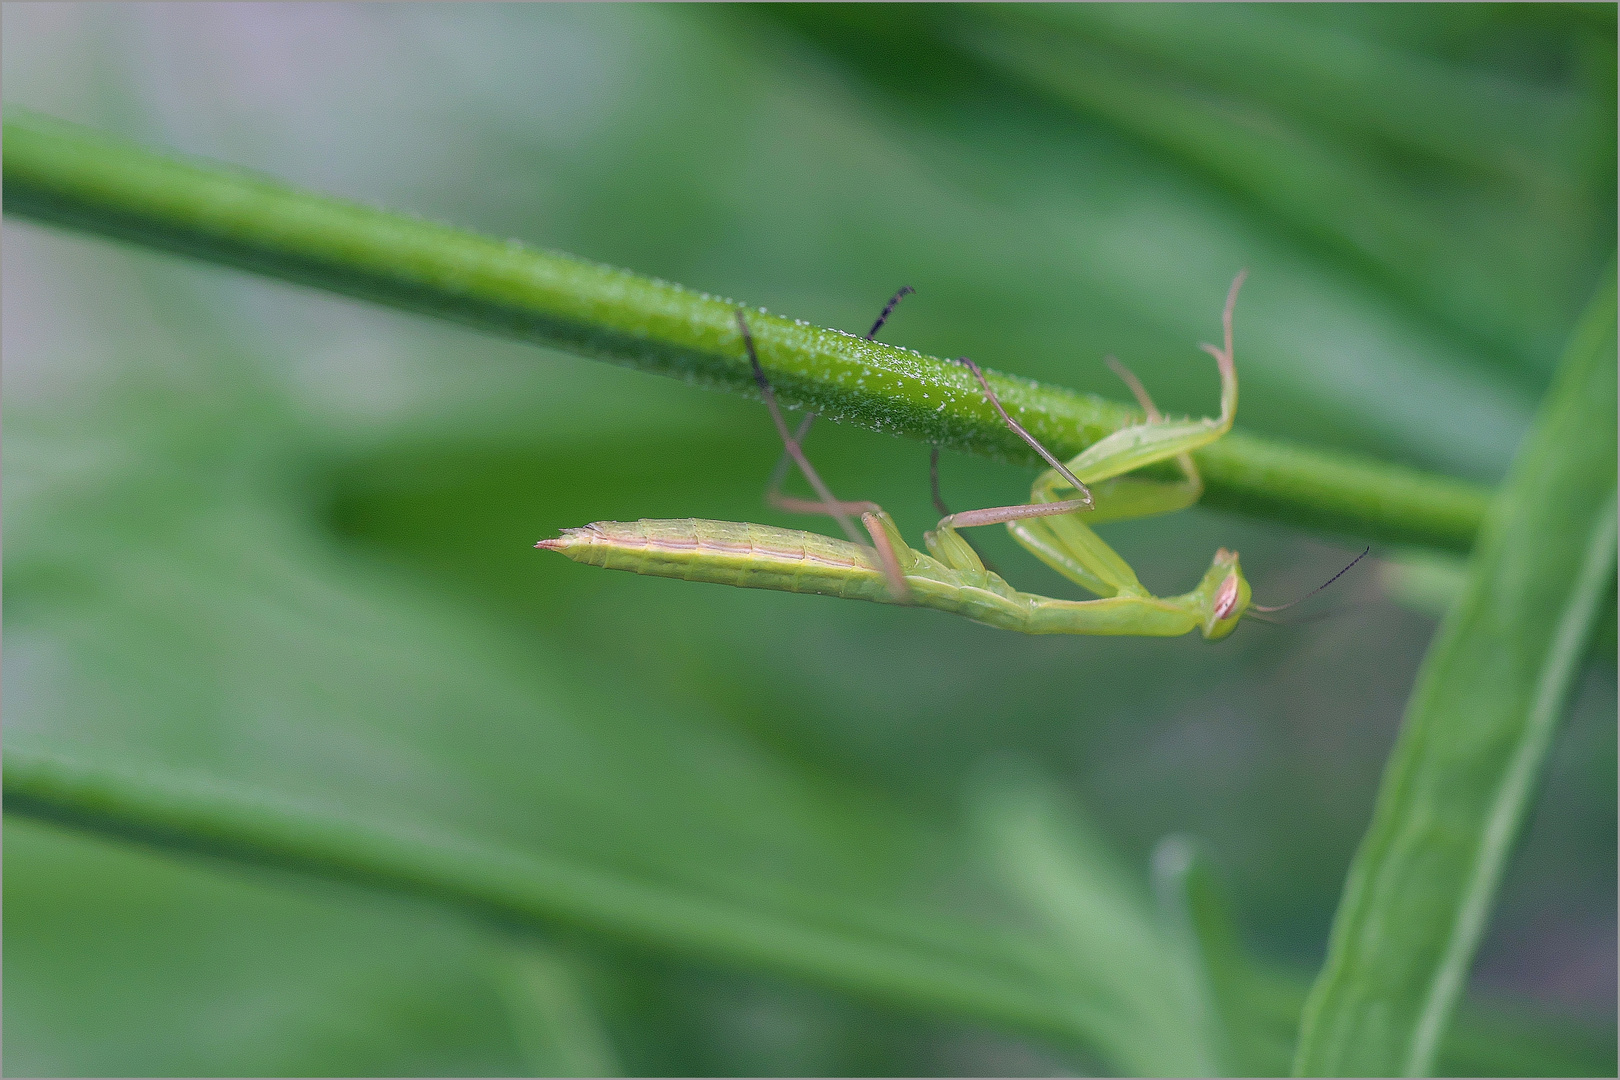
[1190,548,1251,640]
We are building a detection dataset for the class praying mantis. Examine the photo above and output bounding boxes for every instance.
[539,272,1322,639]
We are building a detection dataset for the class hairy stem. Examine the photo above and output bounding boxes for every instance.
[4,109,1488,550]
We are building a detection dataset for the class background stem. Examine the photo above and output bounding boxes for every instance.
[3,747,1089,1048]
[3,110,1488,551]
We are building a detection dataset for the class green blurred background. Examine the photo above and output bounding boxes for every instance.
[3,4,1614,1075]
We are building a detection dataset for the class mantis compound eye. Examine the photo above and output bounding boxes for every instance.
[1213,572,1242,621]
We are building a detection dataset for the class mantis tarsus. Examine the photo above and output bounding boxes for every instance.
[539,273,1338,639]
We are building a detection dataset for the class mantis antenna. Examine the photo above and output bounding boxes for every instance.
[1251,546,1372,615]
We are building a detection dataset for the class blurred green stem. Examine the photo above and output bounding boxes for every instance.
[3,109,1488,549]
[4,747,1088,1046]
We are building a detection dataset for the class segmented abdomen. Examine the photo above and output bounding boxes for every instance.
[539,518,895,602]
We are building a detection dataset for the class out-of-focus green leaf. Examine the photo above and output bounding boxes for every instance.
[2,816,529,1077]
[1146,833,1620,1078]
[1295,269,1618,1076]
[1151,836,1254,1074]
[969,772,1224,1075]
[951,4,1617,376]
[493,937,623,1078]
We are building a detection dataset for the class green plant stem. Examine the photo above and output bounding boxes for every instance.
[11,747,1613,1076]
[4,747,1085,1048]
[1293,269,1618,1077]
[3,109,1487,550]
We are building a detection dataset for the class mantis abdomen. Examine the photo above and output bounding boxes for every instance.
[543,518,891,600]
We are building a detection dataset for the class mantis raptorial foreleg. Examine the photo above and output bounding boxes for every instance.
[1026,271,1243,526]
[998,359,1196,598]
[540,272,1266,639]
[1003,272,1245,596]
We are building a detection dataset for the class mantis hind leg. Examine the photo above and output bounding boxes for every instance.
[762,286,915,517]
[738,309,913,600]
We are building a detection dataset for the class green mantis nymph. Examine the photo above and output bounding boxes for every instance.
[540,274,1280,639]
